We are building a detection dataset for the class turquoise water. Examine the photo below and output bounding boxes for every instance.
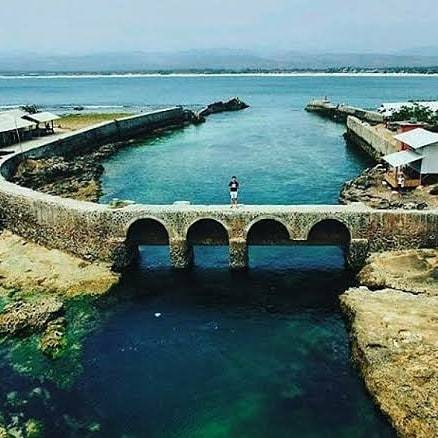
[2,75,437,437]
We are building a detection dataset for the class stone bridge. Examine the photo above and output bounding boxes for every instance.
[0,108,436,272]
[99,203,438,270]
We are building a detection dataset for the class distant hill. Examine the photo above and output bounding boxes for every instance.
[1,49,438,73]
[394,46,438,57]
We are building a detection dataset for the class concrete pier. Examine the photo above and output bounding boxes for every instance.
[306,100,384,124]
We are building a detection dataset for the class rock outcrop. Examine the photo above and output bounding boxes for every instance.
[358,249,438,296]
[197,97,249,118]
[339,165,437,210]
[341,288,438,438]
[0,231,119,296]
[39,317,67,358]
[11,142,125,202]
[341,249,438,437]
[0,298,64,337]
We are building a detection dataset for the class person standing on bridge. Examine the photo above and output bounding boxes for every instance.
[229,176,239,208]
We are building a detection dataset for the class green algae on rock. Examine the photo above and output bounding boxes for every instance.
[39,317,67,359]
[2,296,102,389]
[0,297,64,337]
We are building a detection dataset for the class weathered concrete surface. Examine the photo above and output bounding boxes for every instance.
[341,287,438,438]
[0,178,436,271]
[345,116,399,160]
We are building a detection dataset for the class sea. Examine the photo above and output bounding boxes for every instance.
[1,74,437,437]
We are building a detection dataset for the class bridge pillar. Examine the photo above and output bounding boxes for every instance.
[346,238,369,272]
[229,238,249,270]
[169,238,193,269]
[109,238,138,272]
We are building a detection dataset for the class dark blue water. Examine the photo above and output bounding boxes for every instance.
[1,75,434,437]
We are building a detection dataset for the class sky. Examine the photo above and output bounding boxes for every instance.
[1,0,437,54]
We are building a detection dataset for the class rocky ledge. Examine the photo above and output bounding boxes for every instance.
[11,141,127,202]
[0,297,63,337]
[340,165,438,210]
[341,249,438,437]
[0,231,119,296]
[359,249,438,296]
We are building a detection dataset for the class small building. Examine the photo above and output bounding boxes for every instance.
[22,111,60,135]
[0,109,60,147]
[0,111,36,147]
[382,128,438,188]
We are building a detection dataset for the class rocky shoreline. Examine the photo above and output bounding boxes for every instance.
[0,229,122,436]
[11,141,128,202]
[0,229,119,357]
[340,249,438,437]
[340,165,438,210]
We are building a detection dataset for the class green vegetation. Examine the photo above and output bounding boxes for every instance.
[391,103,438,126]
[57,112,133,130]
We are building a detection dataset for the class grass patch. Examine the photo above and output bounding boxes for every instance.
[57,113,133,130]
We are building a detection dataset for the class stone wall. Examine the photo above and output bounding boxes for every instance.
[346,116,399,160]
[1,107,186,179]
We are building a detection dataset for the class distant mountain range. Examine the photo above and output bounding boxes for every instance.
[1,48,438,73]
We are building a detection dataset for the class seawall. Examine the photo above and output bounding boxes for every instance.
[0,107,187,179]
[345,116,399,160]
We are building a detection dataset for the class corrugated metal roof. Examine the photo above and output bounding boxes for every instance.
[394,128,438,150]
[383,150,423,167]
[23,111,60,123]
[0,114,36,132]
[0,109,28,119]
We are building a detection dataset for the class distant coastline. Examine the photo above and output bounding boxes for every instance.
[2,71,438,79]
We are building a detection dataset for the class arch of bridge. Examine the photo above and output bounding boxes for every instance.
[118,210,357,245]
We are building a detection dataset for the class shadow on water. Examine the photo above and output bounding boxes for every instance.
[117,245,354,313]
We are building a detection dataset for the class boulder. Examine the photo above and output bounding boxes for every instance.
[198,97,249,118]
[0,298,64,337]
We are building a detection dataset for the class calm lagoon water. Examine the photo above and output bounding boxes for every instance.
[1,75,437,437]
